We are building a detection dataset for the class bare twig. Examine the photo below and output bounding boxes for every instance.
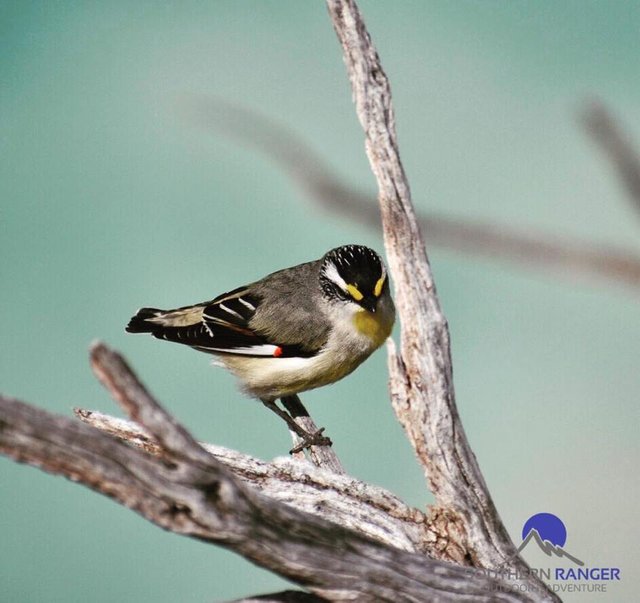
[280,394,345,474]
[182,98,640,295]
[582,99,640,216]
[0,344,548,602]
[326,0,556,600]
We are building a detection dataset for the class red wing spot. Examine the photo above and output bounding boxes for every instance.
[273,346,283,358]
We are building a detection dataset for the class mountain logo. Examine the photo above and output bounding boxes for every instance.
[518,512,584,566]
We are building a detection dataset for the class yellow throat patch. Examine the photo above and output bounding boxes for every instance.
[352,309,393,347]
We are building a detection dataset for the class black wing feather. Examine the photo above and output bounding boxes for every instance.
[201,291,316,357]
[126,288,317,358]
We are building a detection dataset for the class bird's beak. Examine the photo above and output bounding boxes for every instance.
[361,296,377,313]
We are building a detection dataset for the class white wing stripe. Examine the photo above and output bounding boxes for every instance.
[238,297,256,311]
[218,303,243,319]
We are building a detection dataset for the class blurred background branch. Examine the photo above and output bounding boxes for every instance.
[582,99,640,217]
[181,96,640,294]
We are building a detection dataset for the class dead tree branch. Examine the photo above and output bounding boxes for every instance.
[326,0,556,598]
[73,408,435,557]
[0,343,545,602]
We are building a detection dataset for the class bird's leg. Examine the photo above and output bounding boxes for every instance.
[260,398,310,441]
[261,396,344,474]
[281,395,345,474]
[260,397,331,453]
[280,395,333,453]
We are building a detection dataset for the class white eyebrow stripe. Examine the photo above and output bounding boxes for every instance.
[323,262,348,291]
[238,297,256,311]
[218,303,243,319]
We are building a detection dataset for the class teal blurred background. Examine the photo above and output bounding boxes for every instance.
[2,1,639,601]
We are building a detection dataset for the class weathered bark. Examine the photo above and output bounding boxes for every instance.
[73,408,434,557]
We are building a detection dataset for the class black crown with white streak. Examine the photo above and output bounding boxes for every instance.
[319,245,387,308]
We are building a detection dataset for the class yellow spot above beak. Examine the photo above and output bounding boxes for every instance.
[346,284,364,301]
[373,276,385,297]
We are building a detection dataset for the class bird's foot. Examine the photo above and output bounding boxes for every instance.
[289,427,333,454]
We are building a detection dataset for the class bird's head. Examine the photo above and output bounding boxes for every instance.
[319,244,391,314]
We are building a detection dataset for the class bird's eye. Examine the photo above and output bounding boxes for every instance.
[322,280,347,301]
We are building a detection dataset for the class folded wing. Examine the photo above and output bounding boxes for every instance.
[126,286,317,358]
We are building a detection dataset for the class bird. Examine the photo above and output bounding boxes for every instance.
[125,244,395,450]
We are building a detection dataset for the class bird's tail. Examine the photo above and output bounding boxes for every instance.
[125,308,165,333]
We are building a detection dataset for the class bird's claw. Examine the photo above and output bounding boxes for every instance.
[289,427,333,454]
